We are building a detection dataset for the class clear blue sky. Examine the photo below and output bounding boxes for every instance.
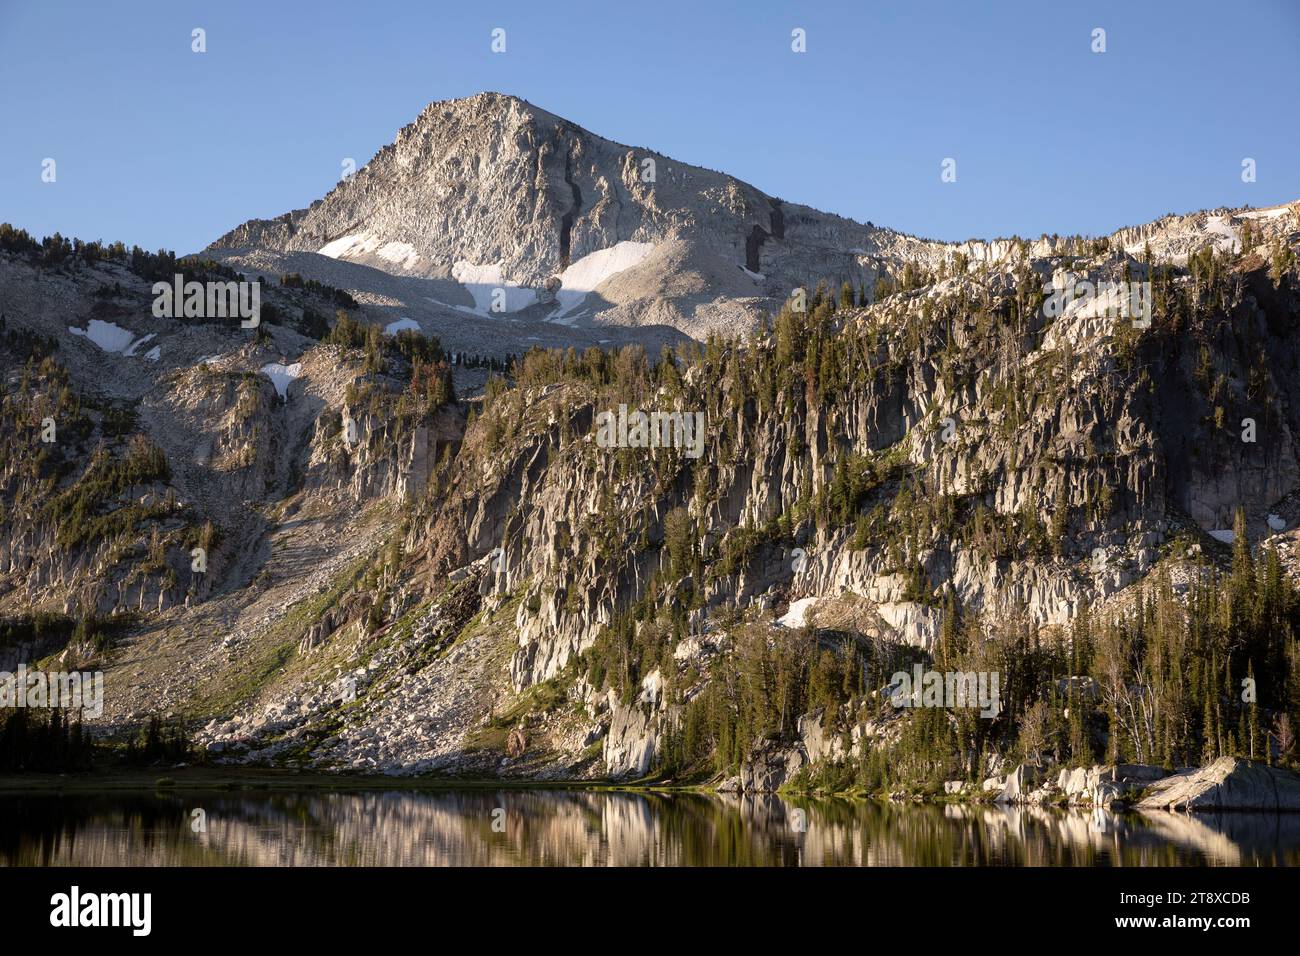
[2,0,1297,255]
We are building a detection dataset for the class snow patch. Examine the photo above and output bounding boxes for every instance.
[67,320,138,354]
[123,332,156,357]
[1240,205,1292,221]
[549,241,656,319]
[778,597,818,628]
[376,241,419,271]
[1202,215,1241,254]
[144,346,161,362]
[318,233,421,271]
[260,362,303,398]
[318,234,364,259]
[451,261,539,315]
[1268,514,1287,532]
[1208,529,1235,544]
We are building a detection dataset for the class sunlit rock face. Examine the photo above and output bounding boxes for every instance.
[5,90,1300,783]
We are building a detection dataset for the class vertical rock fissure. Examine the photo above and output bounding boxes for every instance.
[745,225,769,273]
[768,198,785,239]
[559,141,583,269]
[745,199,785,273]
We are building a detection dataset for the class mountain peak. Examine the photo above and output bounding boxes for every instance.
[207,95,1300,344]
[412,91,559,126]
[207,92,893,337]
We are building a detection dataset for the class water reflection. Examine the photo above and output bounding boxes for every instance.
[1,790,1298,866]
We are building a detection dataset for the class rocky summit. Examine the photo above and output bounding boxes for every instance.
[209,91,895,343]
[208,92,1286,351]
[3,94,1300,801]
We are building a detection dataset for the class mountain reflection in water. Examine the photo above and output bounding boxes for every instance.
[2,790,1298,867]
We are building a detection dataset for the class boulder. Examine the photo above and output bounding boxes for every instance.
[1027,784,1059,805]
[1137,757,1300,812]
[1090,779,1127,808]
[995,763,1043,803]
[1056,763,1169,807]
[1057,766,1089,795]
[505,728,527,758]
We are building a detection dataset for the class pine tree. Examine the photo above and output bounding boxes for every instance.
[839,281,855,311]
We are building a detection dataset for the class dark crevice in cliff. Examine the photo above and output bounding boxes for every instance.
[745,226,769,273]
[768,198,785,239]
[559,141,583,269]
[746,200,785,272]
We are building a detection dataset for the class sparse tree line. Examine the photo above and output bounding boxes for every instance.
[0,258,461,614]
[449,233,1297,788]
[583,514,1300,790]
[3,219,1299,784]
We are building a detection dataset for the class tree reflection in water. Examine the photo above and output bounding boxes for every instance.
[2,791,1298,866]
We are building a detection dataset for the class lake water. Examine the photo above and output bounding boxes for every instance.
[2,790,1298,866]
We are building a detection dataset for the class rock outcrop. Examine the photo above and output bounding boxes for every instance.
[1058,764,1170,808]
[603,702,656,778]
[984,763,1172,806]
[1138,758,1300,812]
[739,737,807,793]
[733,708,863,792]
[994,763,1044,803]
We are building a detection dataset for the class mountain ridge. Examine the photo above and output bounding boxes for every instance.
[207,92,1299,349]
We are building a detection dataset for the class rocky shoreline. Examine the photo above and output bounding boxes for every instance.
[828,757,1300,812]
